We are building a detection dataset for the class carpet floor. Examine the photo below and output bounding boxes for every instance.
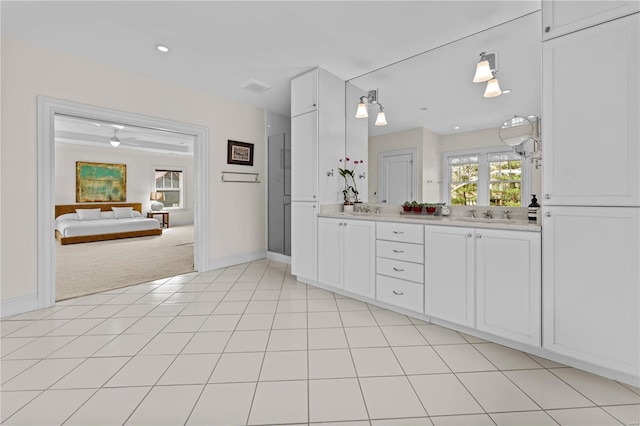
[55,225,194,301]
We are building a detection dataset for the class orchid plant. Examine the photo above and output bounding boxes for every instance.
[338,157,364,204]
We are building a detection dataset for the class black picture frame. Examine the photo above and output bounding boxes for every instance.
[227,140,254,166]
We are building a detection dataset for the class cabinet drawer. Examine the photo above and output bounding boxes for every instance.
[377,257,424,283]
[376,275,424,313]
[376,240,424,264]
[377,222,424,244]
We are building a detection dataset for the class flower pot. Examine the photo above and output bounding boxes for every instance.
[402,205,411,212]
[412,206,422,213]
[426,206,436,214]
[343,204,354,213]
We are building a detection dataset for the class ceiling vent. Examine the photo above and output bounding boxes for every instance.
[239,78,272,94]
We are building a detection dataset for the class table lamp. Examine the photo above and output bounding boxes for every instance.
[150,192,165,211]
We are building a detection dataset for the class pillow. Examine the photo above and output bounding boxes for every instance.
[112,206,135,219]
[100,211,115,219]
[76,208,102,221]
[56,213,78,222]
[132,210,142,218]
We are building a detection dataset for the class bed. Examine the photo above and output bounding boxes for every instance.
[55,203,162,245]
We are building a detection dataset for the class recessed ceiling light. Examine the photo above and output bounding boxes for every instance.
[502,89,512,94]
[156,44,170,53]
[419,107,428,111]
[454,126,460,130]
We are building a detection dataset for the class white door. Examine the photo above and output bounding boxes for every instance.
[379,151,415,204]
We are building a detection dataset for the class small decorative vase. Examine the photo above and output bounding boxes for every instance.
[412,206,422,213]
[426,206,436,214]
[343,204,354,213]
[402,205,411,212]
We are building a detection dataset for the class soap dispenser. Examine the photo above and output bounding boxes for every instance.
[528,194,540,221]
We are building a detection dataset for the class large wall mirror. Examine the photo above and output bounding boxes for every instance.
[346,10,542,206]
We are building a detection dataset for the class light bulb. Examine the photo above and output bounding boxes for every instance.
[484,77,502,98]
[355,102,368,118]
[473,59,493,83]
[110,137,120,147]
[375,111,387,126]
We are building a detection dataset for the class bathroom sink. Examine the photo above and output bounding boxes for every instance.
[453,217,524,224]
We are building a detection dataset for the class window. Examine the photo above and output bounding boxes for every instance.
[444,149,527,206]
[154,168,184,209]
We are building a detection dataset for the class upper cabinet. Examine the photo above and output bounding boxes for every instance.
[542,13,639,206]
[542,0,639,40]
[291,70,318,117]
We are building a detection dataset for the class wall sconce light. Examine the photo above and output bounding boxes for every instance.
[355,89,387,125]
[473,51,502,98]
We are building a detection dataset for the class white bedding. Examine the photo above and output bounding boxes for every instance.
[56,216,161,238]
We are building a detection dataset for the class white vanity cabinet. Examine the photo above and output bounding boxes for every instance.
[542,13,639,206]
[542,206,640,377]
[425,225,541,345]
[542,0,639,40]
[476,229,541,346]
[317,218,375,298]
[375,222,424,313]
[424,226,475,327]
[291,202,318,281]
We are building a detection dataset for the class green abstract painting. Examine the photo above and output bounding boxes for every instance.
[76,161,127,202]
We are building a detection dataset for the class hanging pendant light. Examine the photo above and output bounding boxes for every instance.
[110,130,121,147]
[473,52,494,83]
[484,74,502,98]
[355,101,369,118]
[375,106,387,126]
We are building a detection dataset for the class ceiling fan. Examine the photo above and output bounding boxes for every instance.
[109,129,139,147]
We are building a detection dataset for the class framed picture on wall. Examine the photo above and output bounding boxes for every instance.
[76,161,127,202]
[227,140,254,166]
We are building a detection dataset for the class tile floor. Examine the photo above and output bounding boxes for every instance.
[1,260,639,425]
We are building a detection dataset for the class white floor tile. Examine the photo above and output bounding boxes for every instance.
[430,413,495,425]
[336,298,370,311]
[308,311,343,328]
[307,288,336,299]
[158,353,219,385]
[225,330,270,352]
[546,407,622,425]
[279,289,308,301]
[182,331,231,354]
[392,346,450,375]
[213,301,249,314]
[601,404,640,425]
[1,337,36,358]
[409,373,483,417]
[0,390,40,422]
[84,317,138,335]
[248,380,308,425]
[457,371,539,412]
[199,314,241,331]
[260,350,307,381]
[210,352,264,383]
[51,357,129,389]
[2,358,84,391]
[80,304,128,318]
[551,367,640,405]
[371,418,432,426]
[187,383,257,425]
[505,369,595,409]
[1,321,34,338]
[47,335,115,359]
[309,378,368,423]
[308,328,349,350]
[415,324,468,345]
[125,384,203,425]
[371,309,413,326]
[344,327,389,348]
[359,376,427,419]
[272,312,307,330]
[178,302,218,316]
[251,290,282,301]
[381,325,429,346]
[4,336,75,360]
[351,347,404,377]
[138,332,193,355]
[473,343,544,370]
[276,300,308,313]
[340,310,378,327]
[223,290,255,301]
[2,388,95,425]
[6,320,69,338]
[93,333,156,357]
[433,344,497,372]
[308,298,339,312]
[0,360,39,385]
[236,313,275,330]
[526,353,567,369]
[244,300,279,314]
[309,349,357,379]
[490,410,558,425]
[105,354,175,387]
[267,329,307,351]
[163,315,207,333]
[112,304,156,318]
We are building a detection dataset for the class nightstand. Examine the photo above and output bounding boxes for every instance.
[147,211,170,228]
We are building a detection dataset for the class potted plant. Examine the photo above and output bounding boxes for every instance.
[338,157,364,211]
[424,203,437,214]
[411,201,422,213]
[402,201,411,212]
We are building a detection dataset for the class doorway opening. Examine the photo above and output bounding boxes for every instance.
[378,148,418,204]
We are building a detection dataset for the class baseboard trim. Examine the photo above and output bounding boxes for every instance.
[1,294,40,318]
[207,250,267,270]
[266,251,291,264]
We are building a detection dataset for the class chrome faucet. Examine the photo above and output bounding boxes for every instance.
[502,210,511,220]
[483,210,493,219]
[375,207,381,215]
[469,209,476,218]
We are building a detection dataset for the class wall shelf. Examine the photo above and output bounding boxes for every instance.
[221,171,260,183]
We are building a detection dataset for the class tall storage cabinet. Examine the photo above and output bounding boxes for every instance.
[290,68,346,282]
[542,8,640,381]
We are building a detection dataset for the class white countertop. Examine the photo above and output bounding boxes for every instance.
[318,212,542,232]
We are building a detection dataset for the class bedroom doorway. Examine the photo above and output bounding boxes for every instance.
[53,114,197,300]
[37,97,209,309]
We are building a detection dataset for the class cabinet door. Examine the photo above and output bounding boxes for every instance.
[476,229,541,346]
[291,202,317,281]
[543,206,639,376]
[542,0,639,40]
[424,226,475,327]
[317,218,343,289]
[318,110,346,204]
[543,14,639,206]
[343,220,376,298]
[291,69,318,117]
[291,112,318,201]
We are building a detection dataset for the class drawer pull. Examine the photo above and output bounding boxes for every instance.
[392,231,404,234]
[392,267,405,272]
[392,249,405,253]
[392,290,404,296]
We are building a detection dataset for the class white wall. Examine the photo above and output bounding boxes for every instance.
[440,127,542,199]
[1,36,266,302]
[55,143,194,225]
